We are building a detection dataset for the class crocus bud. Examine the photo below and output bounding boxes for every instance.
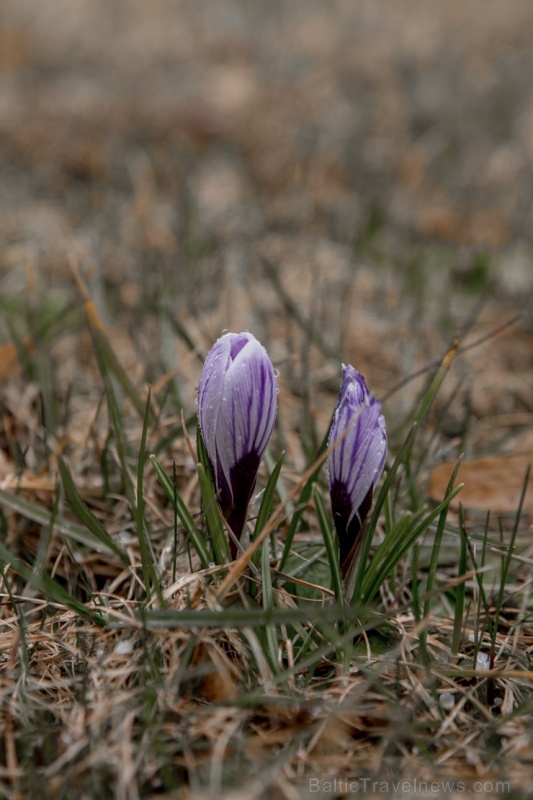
[197,332,277,556]
[328,365,387,580]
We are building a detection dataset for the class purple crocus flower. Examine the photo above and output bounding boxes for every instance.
[328,365,387,579]
[197,332,277,556]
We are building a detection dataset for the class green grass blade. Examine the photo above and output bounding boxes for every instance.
[58,457,128,562]
[197,462,230,563]
[261,538,279,673]
[412,338,458,427]
[352,424,417,603]
[0,541,106,626]
[279,427,329,572]
[136,387,165,607]
[352,343,458,606]
[105,371,136,508]
[0,562,29,663]
[172,461,179,583]
[103,370,162,603]
[461,515,493,667]
[491,464,530,656]
[361,485,463,603]
[411,544,421,622]
[423,458,463,617]
[136,603,369,630]
[0,487,118,554]
[196,423,210,472]
[196,426,230,561]
[264,449,289,505]
[149,454,211,569]
[357,511,416,604]
[251,451,284,570]
[34,480,59,575]
[452,509,469,655]
[313,485,343,605]
[253,451,285,543]
[420,457,463,657]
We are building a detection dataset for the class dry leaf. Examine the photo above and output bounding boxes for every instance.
[0,336,35,382]
[429,453,533,514]
[193,642,238,702]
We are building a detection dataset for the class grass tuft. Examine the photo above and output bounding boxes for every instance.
[0,272,531,799]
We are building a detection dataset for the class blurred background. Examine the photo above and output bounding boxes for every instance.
[1,0,532,464]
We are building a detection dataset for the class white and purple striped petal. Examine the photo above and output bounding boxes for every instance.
[328,366,387,575]
[197,332,277,552]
